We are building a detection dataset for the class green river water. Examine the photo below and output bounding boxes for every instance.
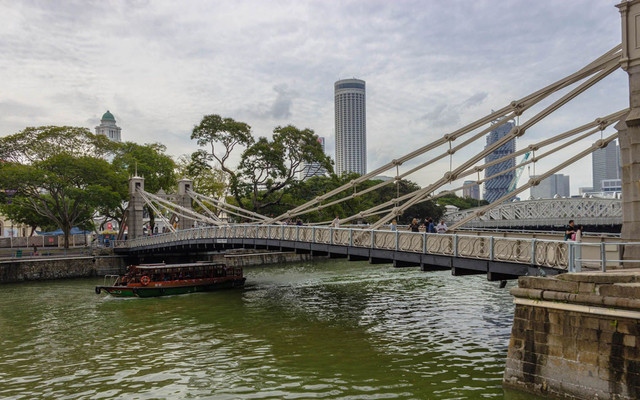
[0,259,544,399]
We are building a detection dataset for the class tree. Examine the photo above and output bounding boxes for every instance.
[0,125,116,163]
[0,154,123,247]
[237,125,333,212]
[191,114,253,205]
[436,193,488,210]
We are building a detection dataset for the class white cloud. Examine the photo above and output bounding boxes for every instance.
[0,0,628,196]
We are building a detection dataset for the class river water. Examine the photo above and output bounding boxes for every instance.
[0,259,543,399]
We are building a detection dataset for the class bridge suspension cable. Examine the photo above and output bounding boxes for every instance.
[137,189,220,226]
[187,190,270,223]
[448,130,621,230]
[267,44,622,227]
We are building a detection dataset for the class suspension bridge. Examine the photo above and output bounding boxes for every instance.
[113,32,640,278]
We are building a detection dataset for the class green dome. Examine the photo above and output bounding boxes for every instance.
[101,110,115,121]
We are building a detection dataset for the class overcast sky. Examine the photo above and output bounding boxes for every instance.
[0,0,628,196]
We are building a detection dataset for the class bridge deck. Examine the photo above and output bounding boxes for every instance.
[114,225,591,280]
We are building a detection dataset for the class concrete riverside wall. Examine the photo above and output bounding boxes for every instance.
[503,271,640,399]
[0,250,315,284]
[0,256,127,283]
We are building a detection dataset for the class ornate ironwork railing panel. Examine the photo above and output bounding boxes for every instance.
[398,232,423,253]
[118,224,594,270]
[457,235,490,259]
[426,234,454,255]
[374,231,396,250]
[493,238,532,264]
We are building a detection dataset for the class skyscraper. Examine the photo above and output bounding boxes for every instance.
[95,110,122,142]
[463,180,480,200]
[530,174,570,199]
[335,78,366,176]
[299,137,327,180]
[484,120,516,203]
[592,140,620,191]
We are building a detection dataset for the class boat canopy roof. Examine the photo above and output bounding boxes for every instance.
[133,262,226,270]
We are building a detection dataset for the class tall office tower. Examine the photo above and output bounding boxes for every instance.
[530,174,571,199]
[95,110,122,142]
[463,180,480,200]
[299,137,328,180]
[335,78,366,176]
[592,140,620,191]
[484,120,516,203]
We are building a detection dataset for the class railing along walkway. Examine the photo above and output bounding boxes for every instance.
[116,225,573,270]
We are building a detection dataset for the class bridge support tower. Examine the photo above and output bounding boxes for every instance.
[127,176,145,240]
[618,0,640,265]
[177,179,194,230]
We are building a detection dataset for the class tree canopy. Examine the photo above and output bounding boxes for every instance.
[0,152,123,247]
[191,115,332,213]
[0,127,177,246]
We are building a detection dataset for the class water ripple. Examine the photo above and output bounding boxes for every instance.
[0,260,544,399]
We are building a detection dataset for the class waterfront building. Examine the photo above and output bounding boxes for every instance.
[463,180,480,200]
[530,174,570,199]
[95,110,122,142]
[335,78,366,176]
[483,119,516,203]
[592,140,619,191]
[601,178,622,193]
[299,137,328,180]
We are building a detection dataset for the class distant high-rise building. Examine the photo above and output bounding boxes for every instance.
[530,174,570,199]
[299,137,327,180]
[463,180,480,200]
[335,78,366,176]
[592,140,620,191]
[95,110,122,142]
[484,120,516,203]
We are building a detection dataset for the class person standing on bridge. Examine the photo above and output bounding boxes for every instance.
[390,219,397,231]
[331,216,340,228]
[409,218,420,232]
[564,220,576,241]
[436,220,448,233]
[427,218,436,233]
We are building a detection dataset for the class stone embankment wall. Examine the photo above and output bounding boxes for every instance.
[0,250,314,284]
[503,271,640,399]
[0,256,126,283]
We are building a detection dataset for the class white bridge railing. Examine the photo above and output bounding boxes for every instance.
[115,225,574,270]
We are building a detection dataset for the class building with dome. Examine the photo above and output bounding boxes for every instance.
[95,110,122,142]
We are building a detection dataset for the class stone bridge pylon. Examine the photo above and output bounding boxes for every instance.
[122,176,194,240]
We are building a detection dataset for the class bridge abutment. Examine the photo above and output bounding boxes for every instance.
[504,271,640,399]
[618,0,640,267]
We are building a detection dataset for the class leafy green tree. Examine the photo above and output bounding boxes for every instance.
[237,125,333,212]
[191,114,253,206]
[0,154,123,247]
[436,193,488,210]
[0,125,115,163]
[234,173,443,225]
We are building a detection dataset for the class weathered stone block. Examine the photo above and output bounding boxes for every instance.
[519,276,579,292]
[623,334,637,348]
[600,283,640,299]
[617,320,640,335]
[577,340,600,354]
[549,323,563,335]
[558,271,639,284]
[577,350,599,365]
[578,281,596,294]
[600,319,619,333]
